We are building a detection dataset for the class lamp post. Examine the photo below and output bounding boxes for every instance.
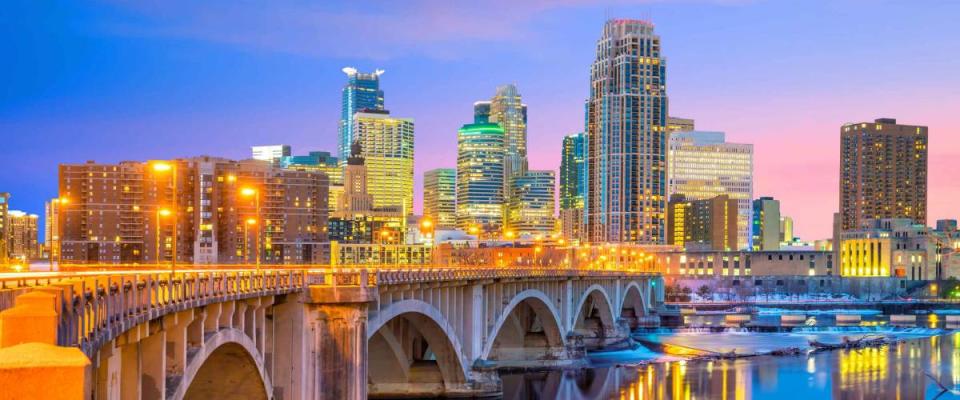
[244,218,256,264]
[240,187,261,270]
[152,162,178,273]
[156,208,171,266]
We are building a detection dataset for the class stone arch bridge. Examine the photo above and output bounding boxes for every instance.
[0,267,663,399]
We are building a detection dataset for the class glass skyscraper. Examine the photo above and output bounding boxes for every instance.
[560,132,588,210]
[339,67,385,164]
[507,170,556,237]
[586,19,668,244]
[456,123,505,235]
[423,168,457,230]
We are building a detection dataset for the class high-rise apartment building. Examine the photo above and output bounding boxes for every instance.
[560,133,588,242]
[353,111,414,214]
[667,194,737,251]
[280,151,342,213]
[507,170,556,238]
[666,117,695,133]
[58,158,329,265]
[456,123,505,235]
[7,210,39,260]
[586,19,668,244]
[251,145,291,163]
[339,68,385,165]
[752,197,781,251]
[423,169,457,230]
[668,131,753,249]
[840,118,927,231]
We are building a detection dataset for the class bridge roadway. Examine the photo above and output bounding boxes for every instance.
[0,265,664,399]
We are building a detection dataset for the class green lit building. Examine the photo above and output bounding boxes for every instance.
[456,123,505,236]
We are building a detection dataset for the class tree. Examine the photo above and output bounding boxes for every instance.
[696,285,712,301]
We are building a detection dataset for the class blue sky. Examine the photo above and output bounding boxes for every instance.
[2,0,958,239]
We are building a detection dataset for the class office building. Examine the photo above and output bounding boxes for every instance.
[752,197,781,251]
[58,158,329,265]
[280,151,342,213]
[840,218,947,280]
[339,67,385,163]
[423,168,457,230]
[7,210,39,260]
[666,117,695,133]
[586,19,668,244]
[667,131,753,249]
[329,142,405,244]
[560,132,587,241]
[780,216,794,244]
[507,170,556,238]
[251,145,291,163]
[840,118,927,230]
[352,111,414,215]
[456,123,506,236]
[667,194,737,251]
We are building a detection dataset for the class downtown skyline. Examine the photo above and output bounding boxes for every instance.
[3,1,959,241]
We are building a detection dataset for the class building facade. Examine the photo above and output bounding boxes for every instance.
[507,170,556,238]
[456,123,506,236]
[667,194,738,251]
[423,168,457,230]
[280,151,342,213]
[7,210,39,260]
[666,117,695,133]
[667,131,753,249]
[586,19,668,244]
[58,158,329,265]
[662,250,834,277]
[560,132,588,242]
[840,118,928,231]
[250,145,291,163]
[0,193,8,263]
[353,111,415,214]
[840,218,947,280]
[752,197,781,251]
[339,67,385,164]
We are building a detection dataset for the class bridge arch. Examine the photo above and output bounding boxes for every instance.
[367,299,470,396]
[173,328,270,400]
[482,289,566,362]
[619,281,648,328]
[572,284,617,338]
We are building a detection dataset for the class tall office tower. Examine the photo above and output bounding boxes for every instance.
[328,142,406,244]
[339,67,385,163]
[251,145,291,163]
[586,19,668,244]
[59,158,329,265]
[353,111,415,214]
[45,199,61,259]
[560,133,588,241]
[490,84,529,180]
[751,196,781,251]
[668,131,753,249]
[840,118,928,231]
[7,210,39,260]
[456,123,506,235]
[281,151,342,213]
[666,117,695,133]
[0,193,8,263]
[667,194,738,251]
[423,168,457,230]
[779,216,794,243]
[507,170,556,237]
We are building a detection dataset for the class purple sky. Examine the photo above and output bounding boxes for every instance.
[2,0,958,240]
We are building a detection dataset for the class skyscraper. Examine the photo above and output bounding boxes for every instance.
[560,133,587,241]
[423,169,457,230]
[668,131,753,249]
[507,170,556,238]
[586,19,668,244]
[7,210,39,260]
[667,194,738,251]
[840,118,927,231]
[353,111,415,214]
[339,67,385,163]
[456,123,505,235]
[752,196,781,251]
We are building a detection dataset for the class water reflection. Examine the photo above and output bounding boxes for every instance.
[501,334,960,399]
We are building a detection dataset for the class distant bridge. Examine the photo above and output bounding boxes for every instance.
[0,266,663,399]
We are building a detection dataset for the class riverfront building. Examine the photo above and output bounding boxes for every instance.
[752,197,781,251]
[840,218,947,280]
[668,131,753,249]
[667,194,738,251]
[506,170,556,238]
[662,249,835,277]
[423,168,457,230]
[353,111,415,214]
[339,67,385,164]
[560,132,587,242]
[456,123,506,236]
[840,118,928,231]
[58,158,329,264]
[586,19,668,244]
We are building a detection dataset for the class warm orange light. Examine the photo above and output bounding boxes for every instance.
[227,174,237,183]
[505,230,515,239]
[380,230,391,237]
[152,162,173,172]
[246,218,257,225]
[240,187,257,197]
[158,208,172,217]
[421,218,433,229]
[59,197,69,204]
[468,226,479,234]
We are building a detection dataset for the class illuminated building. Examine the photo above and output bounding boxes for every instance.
[353,111,414,214]
[423,168,457,230]
[250,145,290,163]
[58,158,329,264]
[667,194,737,251]
[668,131,753,249]
[456,123,505,235]
[586,19,668,244]
[666,116,695,133]
[662,249,834,277]
[479,84,528,181]
[840,118,927,230]
[280,151,342,213]
[780,215,794,245]
[560,132,587,241]
[507,170,556,237]
[45,199,60,259]
[328,142,405,244]
[752,197,781,251]
[0,192,8,263]
[339,67,385,164]
[840,218,947,279]
[7,210,39,260]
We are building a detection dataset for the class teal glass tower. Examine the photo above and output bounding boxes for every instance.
[339,67,385,163]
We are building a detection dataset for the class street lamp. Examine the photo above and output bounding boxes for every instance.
[240,187,261,270]
[152,161,178,273]
[244,218,256,264]
[156,208,171,266]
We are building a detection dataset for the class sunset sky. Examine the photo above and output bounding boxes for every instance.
[2,0,958,240]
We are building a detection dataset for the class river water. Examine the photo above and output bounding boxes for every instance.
[502,326,960,399]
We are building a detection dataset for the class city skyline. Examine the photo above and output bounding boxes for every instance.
[3,1,959,240]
